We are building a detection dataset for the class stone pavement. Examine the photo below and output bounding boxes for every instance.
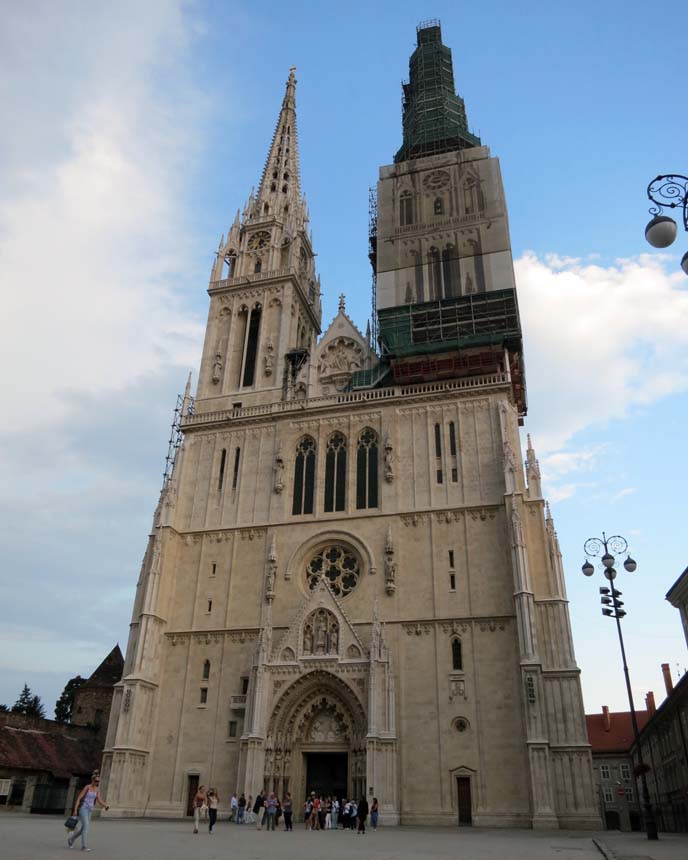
[1,816,686,860]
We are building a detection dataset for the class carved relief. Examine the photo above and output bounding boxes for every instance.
[302,608,339,656]
[384,435,394,483]
[449,678,467,702]
[264,337,275,376]
[317,337,363,390]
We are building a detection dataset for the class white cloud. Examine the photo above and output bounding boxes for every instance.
[611,487,636,503]
[515,252,688,454]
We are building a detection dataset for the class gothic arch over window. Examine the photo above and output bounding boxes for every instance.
[452,638,463,671]
[292,435,316,515]
[324,432,347,512]
[356,428,378,509]
[400,190,414,226]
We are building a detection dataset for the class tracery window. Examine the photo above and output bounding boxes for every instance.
[324,432,347,512]
[356,428,378,509]
[306,545,360,597]
[399,190,414,226]
[292,436,316,515]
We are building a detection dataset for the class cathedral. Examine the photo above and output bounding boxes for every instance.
[101,23,599,828]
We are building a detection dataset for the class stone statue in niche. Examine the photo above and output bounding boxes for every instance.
[264,338,274,376]
[303,624,314,655]
[265,560,276,601]
[329,623,339,653]
[314,612,328,654]
[212,352,223,384]
[384,555,397,596]
[384,436,394,483]
[273,444,284,494]
[511,508,525,548]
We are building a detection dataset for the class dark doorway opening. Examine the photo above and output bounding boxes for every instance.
[629,810,642,831]
[605,809,620,830]
[186,775,199,817]
[457,776,472,826]
[305,752,348,801]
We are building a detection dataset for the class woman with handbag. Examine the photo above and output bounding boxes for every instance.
[67,775,109,851]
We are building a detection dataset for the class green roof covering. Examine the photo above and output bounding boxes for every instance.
[395,23,480,163]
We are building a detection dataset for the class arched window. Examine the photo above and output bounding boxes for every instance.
[399,190,414,226]
[202,660,210,680]
[270,182,277,192]
[263,203,270,214]
[434,197,444,215]
[324,432,347,512]
[356,428,378,509]
[254,259,262,274]
[452,638,462,671]
[241,303,261,387]
[292,436,316,515]
[428,247,442,299]
[280,240,290,269]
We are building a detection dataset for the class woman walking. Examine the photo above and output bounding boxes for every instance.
[207,788,219,833]
[67,775,109,851]
[283,792,293,831]
[192,785,206,833]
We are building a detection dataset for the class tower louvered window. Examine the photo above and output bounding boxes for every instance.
[241,304,262,387]
[292,436,316,515]
[356,428,378,509]
[324,432,347,512]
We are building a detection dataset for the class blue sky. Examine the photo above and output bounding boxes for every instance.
[1,0,687,718]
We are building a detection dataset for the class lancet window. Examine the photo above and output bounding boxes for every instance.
[292,435,316,515]
[241,303,262,387]
[324,432,347,512]
[356,428,378,509]
[452,638,463,671]
[399,190,414,226]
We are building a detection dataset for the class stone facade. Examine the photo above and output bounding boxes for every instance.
[102,32,599,829]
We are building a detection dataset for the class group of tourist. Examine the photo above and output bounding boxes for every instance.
[192,786,379,834]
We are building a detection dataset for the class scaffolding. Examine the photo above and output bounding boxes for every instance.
[368,185,378,347]
[163,390,195,487]
[378,289,521,357]
[395,21,480,163]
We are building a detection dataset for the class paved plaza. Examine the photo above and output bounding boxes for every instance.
[1,816,687,860]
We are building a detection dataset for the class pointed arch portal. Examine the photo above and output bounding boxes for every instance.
[263,670,368,805]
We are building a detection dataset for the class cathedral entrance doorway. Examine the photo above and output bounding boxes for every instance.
[305,752,348,800]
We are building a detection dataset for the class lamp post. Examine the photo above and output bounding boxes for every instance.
[644,174,688,276]
[581,532,658,840]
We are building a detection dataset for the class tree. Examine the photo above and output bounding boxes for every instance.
[12,684,46,718]
[0,704,9,712]
[54,675,86,723]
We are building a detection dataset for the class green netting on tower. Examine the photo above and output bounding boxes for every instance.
[395,21,480,163]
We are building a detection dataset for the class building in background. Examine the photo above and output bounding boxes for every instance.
[0,645,121,816]
[102,23,599,828]
[586,705,648,831]
[72,645,124,740]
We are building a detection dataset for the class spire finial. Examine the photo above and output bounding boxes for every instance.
[527,433,533,451]
[545,501,552,520]
[338,293,346,312]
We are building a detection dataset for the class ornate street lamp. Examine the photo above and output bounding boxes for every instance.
[581,532,658,840]
[645,174,688,275]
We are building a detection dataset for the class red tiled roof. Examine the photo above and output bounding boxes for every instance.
[586,710,650,753]
[0,725,102,778]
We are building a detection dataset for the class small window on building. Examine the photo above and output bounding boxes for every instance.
[211,562,217,577]
[451,638,462,671]
[200,688,208,705]
[600,765,610,780]
[202,660,210,680]
[603,788,613,803]
[451,467,458,483]
[437,469,443,484]
[207,599,213,613]
[620,763,631,780]
[241,677,249,695]
[434,423,442,458]
[232,447,240,490]
[399,191,414,226]
[624,788,633,799]
[449,573,456,591]
[449,422,457,456]
[228,721,238,738]
[218,448,227,491]
[448,550,455,568]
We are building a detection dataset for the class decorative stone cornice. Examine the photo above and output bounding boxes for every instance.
[401,504,500,526]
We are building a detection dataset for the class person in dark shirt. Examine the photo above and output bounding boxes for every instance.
[356,796,369,834]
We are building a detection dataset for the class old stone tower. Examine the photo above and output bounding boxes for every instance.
[102,24,599,828]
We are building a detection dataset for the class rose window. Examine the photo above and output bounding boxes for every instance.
[306,545,360,597]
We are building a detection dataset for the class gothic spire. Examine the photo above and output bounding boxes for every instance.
[395,22,480,163]
[255,67,302,213]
